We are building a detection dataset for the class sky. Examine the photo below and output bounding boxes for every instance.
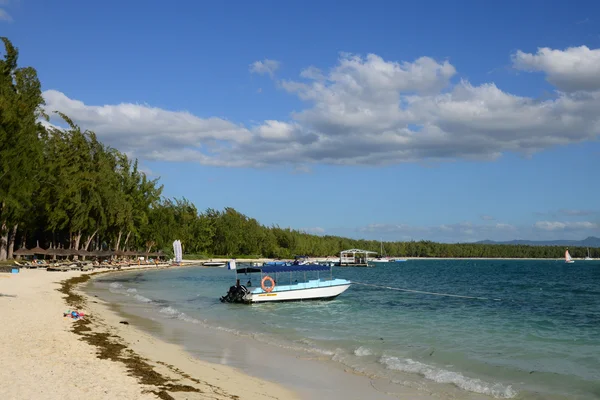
[2,0,600,243]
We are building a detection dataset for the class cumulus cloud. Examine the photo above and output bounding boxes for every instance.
[480,215,495,221]
[512,46,600,92]
[534,221,598,231]
[0,8,11,21]
[44,45,600,167]
[249,59,280,77]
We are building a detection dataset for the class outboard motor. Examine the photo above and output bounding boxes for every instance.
[220,283,249,303]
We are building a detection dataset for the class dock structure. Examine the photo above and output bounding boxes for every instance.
[340,249,377,267]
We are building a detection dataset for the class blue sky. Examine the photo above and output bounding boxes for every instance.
[2,0,599,242]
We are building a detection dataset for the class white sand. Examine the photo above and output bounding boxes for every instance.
[0,268,298,400]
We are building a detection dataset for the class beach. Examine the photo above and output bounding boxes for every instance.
[0,267,298,400]
[0,267,446,400]
[2,262,597,400]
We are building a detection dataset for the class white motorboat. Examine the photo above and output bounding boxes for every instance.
[370,257,390,264]
[220,263,351,304]
[203,261,227,267]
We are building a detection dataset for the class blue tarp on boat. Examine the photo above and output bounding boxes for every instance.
[236,264,331,274]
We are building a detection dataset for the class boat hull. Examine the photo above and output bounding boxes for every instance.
[246,281,351,303]
[204,262,226,267]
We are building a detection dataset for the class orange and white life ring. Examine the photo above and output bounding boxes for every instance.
[261,276,275,293]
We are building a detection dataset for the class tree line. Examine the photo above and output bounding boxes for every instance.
[0,37,595,261]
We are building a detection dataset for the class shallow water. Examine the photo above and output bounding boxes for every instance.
[87,260,600,399]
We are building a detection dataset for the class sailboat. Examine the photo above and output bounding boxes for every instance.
[370,241,390,264]
[584,248,593,261]
[565,248,574,264]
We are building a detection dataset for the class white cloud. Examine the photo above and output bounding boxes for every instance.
[249,59,280,77]
[481,215,495,221]
[534,221,598,231]
[0,8,12,21]
[512,46,600,92]
[44,45,600,167]
[495,223,516,230]
[302,227,325,235]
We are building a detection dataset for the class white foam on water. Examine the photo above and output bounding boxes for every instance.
[133,294,152,303]
[159,306,180,316]
[158,306,202,324]
[126,288,138,293]
[380,356,518,399]
[108,282,124,293]
[354,346,373,356]
[177,313,201,324]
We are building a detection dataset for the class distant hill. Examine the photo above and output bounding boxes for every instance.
[474,236,600,247]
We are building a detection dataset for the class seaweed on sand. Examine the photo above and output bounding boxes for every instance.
[60,273,241,400]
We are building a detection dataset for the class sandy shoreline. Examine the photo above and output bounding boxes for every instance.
[0,267,298,400]
[0,265,507,400]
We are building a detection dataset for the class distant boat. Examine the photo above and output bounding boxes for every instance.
[565,249,574,264]
[584,248,593,261]
[370,240,390,264]
[204,261,226,267]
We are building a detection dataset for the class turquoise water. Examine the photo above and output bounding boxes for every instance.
[87,260,600,399]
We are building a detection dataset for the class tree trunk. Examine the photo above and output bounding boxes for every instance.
[123,231,131,250]
[115,230,122,251]
[7,224,18,259]
[73,230,82,260]
[82,229,99,260]
[83,229,98,251]
[74,230,82,250]
[145,241,155,253]
[0,220,7,261]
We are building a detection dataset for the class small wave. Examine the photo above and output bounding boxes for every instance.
[354,346,373,356]
[159,306,180,316]
[126,288,138,293]
[133,294,152,303]
[380,356,517,398]
[158,306,201,324]
[109,282,124,289]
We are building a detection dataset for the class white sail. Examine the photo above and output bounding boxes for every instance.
[565,249,574,263]
[173,240,183,263]
[227,259,237,270]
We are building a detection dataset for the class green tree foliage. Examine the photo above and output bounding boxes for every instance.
[0,37,46,260]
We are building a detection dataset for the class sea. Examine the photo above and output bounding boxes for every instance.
[84,260,600,400]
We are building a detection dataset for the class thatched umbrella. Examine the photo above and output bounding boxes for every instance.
[77,249,92,257]
[63,248,78,257]
[97,250,114,258]
[46,246,66,257]
[30,241,47,256]
[147,250,165,258]
[14,247,34,256]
